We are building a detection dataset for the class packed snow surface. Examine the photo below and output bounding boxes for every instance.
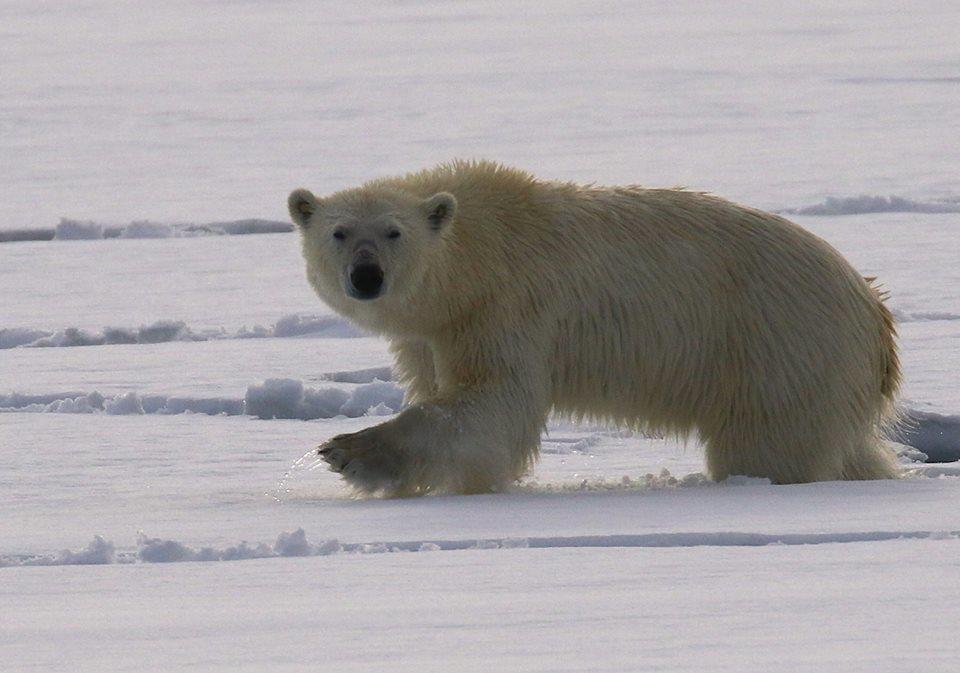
[0,218,292,242]
[2,1,959,671]
[0,313,364,349]
[781,194,960,216]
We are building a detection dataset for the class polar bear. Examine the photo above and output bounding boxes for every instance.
[288,160,901,496]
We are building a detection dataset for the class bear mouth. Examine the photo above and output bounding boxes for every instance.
[347,263,385,300]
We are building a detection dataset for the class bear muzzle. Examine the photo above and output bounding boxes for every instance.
[347,260,385,300]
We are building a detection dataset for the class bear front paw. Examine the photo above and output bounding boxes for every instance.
[318,425,407,496]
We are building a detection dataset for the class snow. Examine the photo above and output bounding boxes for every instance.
[0,314,363,349]
[0,328,49,349]
[2,411,958,558]
[244,378,402,420]
[782,195,960,216]
[118,221,174,239]
[103,391,145,416]
[783,194,960,215]
[2,0,959,671]
[268,313,365,339]
[4,542,960,672]
[3,0,959,232]
[0,378,404,420]
[0,218,293,242]
[903,410,960,463]
[52,218,104,240]
[11,525,960,569]
[0,234,321,331]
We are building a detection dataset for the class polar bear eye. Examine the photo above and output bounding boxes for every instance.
[332,228,346,241]
[386,229,401,240]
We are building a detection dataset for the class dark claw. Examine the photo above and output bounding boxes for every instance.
[318,446,332,455]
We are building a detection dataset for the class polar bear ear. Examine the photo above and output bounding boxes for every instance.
[288,189,321,228]
[421,192,457,231]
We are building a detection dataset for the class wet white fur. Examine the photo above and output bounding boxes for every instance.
[290,160,901,496]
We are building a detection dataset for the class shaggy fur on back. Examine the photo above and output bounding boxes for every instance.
[291,160,901,495]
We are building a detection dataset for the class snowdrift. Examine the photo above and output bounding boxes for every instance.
[0,378,405,421]
[782,195,960,216]
[4,525,958,568]
[0,314,365,349]
[0,218,292,243]
[1,380,957,461]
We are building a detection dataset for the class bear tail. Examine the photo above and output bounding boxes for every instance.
[866,278,901,402]
[866,278,903,452]
[839,277,904,482]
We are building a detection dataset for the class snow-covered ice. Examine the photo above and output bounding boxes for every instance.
[782,194,960,216]
[0,314,364,349]
[2,1,959,671]
[5,541,960,672]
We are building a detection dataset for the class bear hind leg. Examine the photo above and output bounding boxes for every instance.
[704,417,899,484]
[703,417,847,485]
[840,436,900,480]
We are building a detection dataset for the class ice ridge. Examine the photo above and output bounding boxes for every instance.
[0,314,365,349]
[4,528,958,568]
[781,195,960,216]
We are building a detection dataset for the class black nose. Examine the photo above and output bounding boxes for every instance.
[348,263,384,299]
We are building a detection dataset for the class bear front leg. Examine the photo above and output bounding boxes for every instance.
[319,381,549,496]
[319,423,408,494]
[389,339,437,404]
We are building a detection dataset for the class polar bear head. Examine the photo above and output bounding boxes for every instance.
[288,186,457,321]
